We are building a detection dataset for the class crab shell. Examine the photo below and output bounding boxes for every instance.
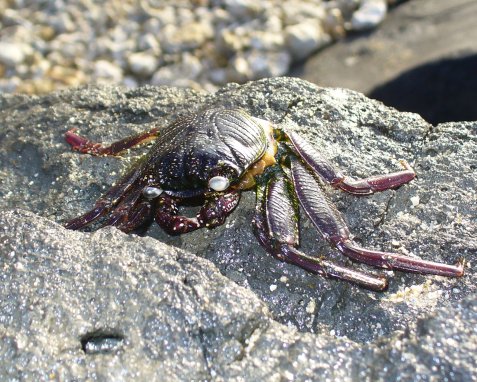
[144,108,277,197]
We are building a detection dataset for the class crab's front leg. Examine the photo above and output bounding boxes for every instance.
[252,172,389,291]
[155,191,240,235]
[65,164,147,230]
[289,156,464,277]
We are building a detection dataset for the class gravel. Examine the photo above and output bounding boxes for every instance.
[0,0,393,94]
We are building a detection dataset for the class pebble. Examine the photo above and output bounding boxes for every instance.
[410,195,420,207]
[128,52,158,77]
[350,0,387,31]
[285,20,332,60]
[0,42,26,67]
[94,60,123,82]
[0,0,394,94]
[151,53,202,87]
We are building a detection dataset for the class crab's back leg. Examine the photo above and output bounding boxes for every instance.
[285,131,415,195]
[289,156,464,277]
[65,127,159,156]
[252,172,389,291]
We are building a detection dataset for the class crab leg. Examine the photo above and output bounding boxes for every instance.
[64,166,144,230]
[65,127,159,156]
[103,187,153,233]
[289,156,464,277]
[286,131,416,195]
[252,173,389,291]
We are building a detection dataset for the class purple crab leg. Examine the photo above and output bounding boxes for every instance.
[253,173,389,291]
[286,131,416,195]
[289,156,464,277]
[64,166,144,230]
[65,127,159,156]
[155,191,240,235]
[102,185,153,233]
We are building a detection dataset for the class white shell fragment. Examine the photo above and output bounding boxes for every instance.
[142,186,163,199]
[208,176,230,191]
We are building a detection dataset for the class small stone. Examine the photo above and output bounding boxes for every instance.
[250,31,285,51]
[0,76,21,93]
[223,0,260,18]
[269,284,277,292]
[350,0,387,31]
[94,60,123,82]
[306,299,316,314]
[122,76,138,88]
[208,68,228,85]
[226,54,251,83]
[160,22,213,54]
[323,8,346,38]
[410,195,420,207]
[285,21,331,61]
[142,6,175,29]
[247,50,292,79]
[151,54,202,86]
[128,52,158,76]
[138,34,161,55]
[281,2,326,25]
[0,42,26,67]
[217,28,250,55]
[39,26,56,41]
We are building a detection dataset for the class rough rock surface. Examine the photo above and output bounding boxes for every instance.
[0,77,476,380]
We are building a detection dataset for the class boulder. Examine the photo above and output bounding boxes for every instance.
[0,78,476,380]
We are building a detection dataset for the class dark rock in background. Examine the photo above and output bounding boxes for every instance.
[0,77,476,380]
[292,0,477,124]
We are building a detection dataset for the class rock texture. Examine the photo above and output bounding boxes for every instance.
[0,78,476,380]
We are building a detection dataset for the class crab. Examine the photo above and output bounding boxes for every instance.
[64,107,464,290]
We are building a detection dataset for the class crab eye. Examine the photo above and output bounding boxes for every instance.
[142,186,163,199]
[208,176,230,191]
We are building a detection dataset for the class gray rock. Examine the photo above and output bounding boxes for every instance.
[0,78,476,380]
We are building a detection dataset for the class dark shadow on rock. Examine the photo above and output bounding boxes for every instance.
[368,54,477,125]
